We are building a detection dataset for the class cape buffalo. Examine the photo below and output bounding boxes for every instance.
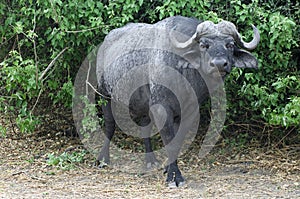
[95,16,260,187]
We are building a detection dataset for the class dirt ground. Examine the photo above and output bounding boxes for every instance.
[0,132,299,199]
[0,112,299,199]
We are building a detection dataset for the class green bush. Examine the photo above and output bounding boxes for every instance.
[0,0,299,136]
[222,1,300,129]
[46,150,87,170]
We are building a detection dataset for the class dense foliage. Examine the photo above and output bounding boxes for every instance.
[0,0,299,138]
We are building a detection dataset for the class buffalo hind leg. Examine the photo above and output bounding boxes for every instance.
[144,137,160,169]
[95,100,115,167]
[140,117,159,169]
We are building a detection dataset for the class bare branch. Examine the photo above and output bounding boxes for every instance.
[31,87,43,113]
[86,81,111,99]
[86,61,91,97]
[65,26,104,34]
[86,60,111,99]
[39,47,69,81]
[32,8,39,88]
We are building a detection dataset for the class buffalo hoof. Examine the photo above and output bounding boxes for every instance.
[167,180,185,188]
[94,158,109,168]
[146,161,160,170]
[145,153,160,170]
[165,163,185,188]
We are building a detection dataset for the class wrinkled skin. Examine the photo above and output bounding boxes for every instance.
[95,16,259,187]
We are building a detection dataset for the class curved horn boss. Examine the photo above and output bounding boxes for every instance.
[171,20,260,51]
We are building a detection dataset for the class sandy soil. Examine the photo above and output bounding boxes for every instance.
[0,134,299,199]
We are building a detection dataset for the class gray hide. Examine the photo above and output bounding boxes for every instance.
[96,16,260,187]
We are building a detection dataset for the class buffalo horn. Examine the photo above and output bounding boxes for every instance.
[170,21,215,49]
[234,24,260,50]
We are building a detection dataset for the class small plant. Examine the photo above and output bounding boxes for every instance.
[49,79,74,108]
[223,133,249,149]
[0,51,40,134]
[0,125,7,137]
[80,95,107,138]
[16,113,40,134]
[26,156,35,164]
[46,150,87,170]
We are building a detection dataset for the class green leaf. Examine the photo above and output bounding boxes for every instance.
[138,0,143,6]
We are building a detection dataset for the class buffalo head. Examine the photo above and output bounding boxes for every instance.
[170,20,260,77]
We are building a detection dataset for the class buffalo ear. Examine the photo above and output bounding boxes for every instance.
[233,48,258,69]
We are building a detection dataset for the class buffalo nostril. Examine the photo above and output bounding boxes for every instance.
[211,58,228,68]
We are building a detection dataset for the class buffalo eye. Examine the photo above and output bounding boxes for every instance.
[199,42,209,50]
[226,42,235,49]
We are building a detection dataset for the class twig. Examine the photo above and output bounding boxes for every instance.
[0,35,15,48]
[225,160,260,164]
[272,126,296,149]
[32,42,67,110]
[86,62,91,97]
[85,61,111,99]
[65,26,104,34]
[64,145,84,153]
[39,47,69,81]
[12,171,25,176]
[32,7,39,88]
[17,35,21,57]
[102,188,159,193]
[86,81,111,99]
[8,113,17,135]
[12,171,45,181]
[31,87,43,113]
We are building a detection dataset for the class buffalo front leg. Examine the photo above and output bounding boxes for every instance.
[152,106,185,187]
[160,123,185,187]
[95,100,115,167]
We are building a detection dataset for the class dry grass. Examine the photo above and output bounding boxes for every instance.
[1,133,299,199]
[0,113,299,198]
